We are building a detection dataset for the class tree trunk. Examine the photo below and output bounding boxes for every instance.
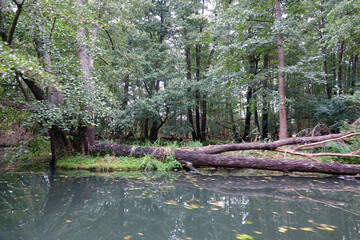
[149,119,158,142]
[262,54,269,139]
[254,98,260,134]
[195,44,202,141]
[324,56,332,99]
[200,99,207,141]
[351,54,358,90]
[186,45,198,141]
[6,0,23,46]
[89,131,360,175]
[122,74,129,108]
[243,86,253,141]
[275,0,287,139]
[338,41,345,91]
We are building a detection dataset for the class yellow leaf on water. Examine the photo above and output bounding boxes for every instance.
[253,231,262,234]
[164,200,178,205]
[185,237,193,240]
[123,236,131,240]
[65,220,72,223]
[137,233,144,236]
[189,204,199,209]
[278,227,288,233]
[245,221,253,225]
[317,227,335,233]
[210,201,225,207]
[300,227,316,232]
[235,234,254,240]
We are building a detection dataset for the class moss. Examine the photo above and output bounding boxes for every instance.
[56,154,182,171]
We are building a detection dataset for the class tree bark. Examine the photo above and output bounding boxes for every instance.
[338,41,345,91]
[186,45,198,141]
[195,44,201,141]
[261,54,269,139]
[275,0,287,139]
[243,86,253,141]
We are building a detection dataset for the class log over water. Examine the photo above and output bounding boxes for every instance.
[90,134,360,175]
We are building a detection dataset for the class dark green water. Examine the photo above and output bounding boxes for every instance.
[0,171,360,240]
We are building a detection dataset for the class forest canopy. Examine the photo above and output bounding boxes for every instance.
[0,0,359,164]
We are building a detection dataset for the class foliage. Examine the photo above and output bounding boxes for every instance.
[0,0,359,167]
[2,137,50,166]
[56,154,183,171]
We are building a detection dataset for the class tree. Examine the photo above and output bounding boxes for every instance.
[274,0,287,139]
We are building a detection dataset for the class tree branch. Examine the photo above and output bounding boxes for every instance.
[6,0,24,45]
[105,29,115,50]
[292,133,360,151]
[49,17,56,40]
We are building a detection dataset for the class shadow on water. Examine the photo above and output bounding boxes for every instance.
[0,170,360,240]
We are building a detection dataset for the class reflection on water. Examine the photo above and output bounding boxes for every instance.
[0,171,360,240]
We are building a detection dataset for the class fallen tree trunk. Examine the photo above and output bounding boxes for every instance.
[89,136,360,175]
[174,151,360,175]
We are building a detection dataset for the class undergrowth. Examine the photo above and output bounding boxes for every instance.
[56,154,182,171]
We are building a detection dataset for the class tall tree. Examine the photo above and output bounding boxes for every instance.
[275,0,287,139]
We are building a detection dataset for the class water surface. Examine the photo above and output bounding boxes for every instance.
[1,171,359,240]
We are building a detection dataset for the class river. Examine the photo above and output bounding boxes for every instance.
[0,171,359,240]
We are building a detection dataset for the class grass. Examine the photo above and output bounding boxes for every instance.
[56,154,182,171]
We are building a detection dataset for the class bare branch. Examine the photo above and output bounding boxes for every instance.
[292,133,360,151]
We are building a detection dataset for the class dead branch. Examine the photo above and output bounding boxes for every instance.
[292,132,360,151]
[195,133,350,154]
[275,148,360,161]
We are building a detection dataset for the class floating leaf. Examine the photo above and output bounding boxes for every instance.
[65,220,72,223]
[245,221,253,225]
[165,200,178,205]
[210,201,225,207]
[253,231,262,234]
[300,227,316,232]
[137,233,144,236]
[235,234,254,240]
[123,236,131,240]
[278,227,288,233]
[317,224,336,233]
